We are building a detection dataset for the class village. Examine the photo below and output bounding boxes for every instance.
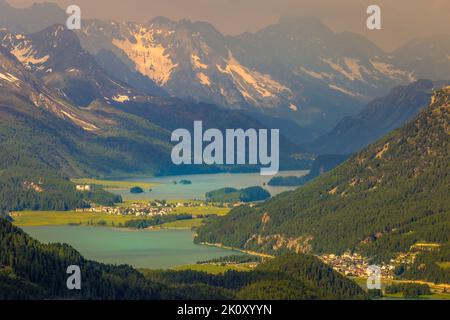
[320,252,395,279]
[75,200,214,217]
[318,243,439,279]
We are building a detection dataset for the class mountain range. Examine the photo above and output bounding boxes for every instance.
[72,16,417,131]
[1,1,449,134]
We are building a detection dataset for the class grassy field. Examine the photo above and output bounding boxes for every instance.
[11,211,142,227]
[171,206,230,216]
[173,263,254,274]
[11,196,229,228]
[72,178,158,190]
[12,209,222,228]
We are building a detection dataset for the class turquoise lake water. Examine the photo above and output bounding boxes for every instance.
[22,226,241,269]
[113,170,308,200]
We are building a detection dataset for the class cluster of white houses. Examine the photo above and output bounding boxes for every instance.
[76,205,173,217]
[320,252,395,278]
[74,200,210,217]
[75,184,92,192]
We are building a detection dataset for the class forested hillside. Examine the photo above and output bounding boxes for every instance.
[196,87,450,274]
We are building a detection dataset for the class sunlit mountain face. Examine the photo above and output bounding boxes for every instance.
[3,1,449,134]
[76,16,417,132]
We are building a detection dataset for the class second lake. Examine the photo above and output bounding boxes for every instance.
[113,170,308,200]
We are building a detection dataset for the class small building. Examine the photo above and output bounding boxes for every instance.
[76,185,91,192]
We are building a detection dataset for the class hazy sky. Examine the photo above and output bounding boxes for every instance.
[6,0,450,51]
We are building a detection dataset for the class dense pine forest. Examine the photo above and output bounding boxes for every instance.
[205,186,271,203]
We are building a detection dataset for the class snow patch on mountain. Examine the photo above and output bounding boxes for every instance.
[112,94,130,103]
[191,54,208,69]
[59,109,99,132]
[343,58,369,82]
[0,72,21,86]
[196,72,211,86]
[112,28,178,85]
[300,67,332,80]
[216,51,290,106]
[370,60,416,81]
[328,84,358,97]
[321,58,366,82]
[11,42,49,66]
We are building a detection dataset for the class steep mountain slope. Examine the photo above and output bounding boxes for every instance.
[0,218,366,300]
[0,39,110,133]
[77,18,295,113]
[112,98,310,172]
[0,24,154,108]
[309,79,442,155]
[196,87,450,264]
[228,16,415,128]
[94,48,167,97]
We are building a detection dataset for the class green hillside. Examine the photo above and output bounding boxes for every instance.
[196,87,450,276]
[0,95,169,211]
[143,253,367,300]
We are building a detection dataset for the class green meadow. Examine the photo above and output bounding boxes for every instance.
[12,211,143,227]
[12,203,228,228]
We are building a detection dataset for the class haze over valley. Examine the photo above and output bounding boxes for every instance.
[0,0,449,301]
